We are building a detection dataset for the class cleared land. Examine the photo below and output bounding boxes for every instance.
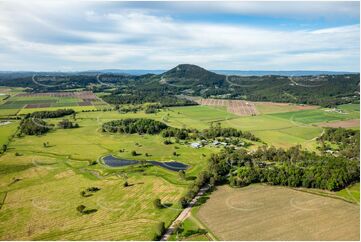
[197,98,258,116]
[197,185,360,241]
[318,119,360,128]
[197,98,318,116]
[254,101,318,114]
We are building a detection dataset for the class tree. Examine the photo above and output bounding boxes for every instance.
[179,197,188,208]
[2,144,7,152]
[76,205,86,213]
[123,181,129,187]
[155,222,165,238]
[153,198,162,209]
[131,150,137,156]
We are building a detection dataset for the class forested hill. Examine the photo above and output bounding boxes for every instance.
[160,64,226,87]
[0,64,359,107]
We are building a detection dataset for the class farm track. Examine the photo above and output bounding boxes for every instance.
[161,186,209,241]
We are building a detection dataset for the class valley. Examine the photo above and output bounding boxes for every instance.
[0,64,359,241]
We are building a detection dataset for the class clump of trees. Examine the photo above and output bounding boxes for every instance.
[58,119,79,129]
[317,127,359,159]
[102,118,168,134]
[80,187,101,197]
[19,118,52,135]
[76,205,97,215]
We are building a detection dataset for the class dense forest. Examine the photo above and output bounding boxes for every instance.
[207,145,359,191]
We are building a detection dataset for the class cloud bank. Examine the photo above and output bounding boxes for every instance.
[0,1,359,71]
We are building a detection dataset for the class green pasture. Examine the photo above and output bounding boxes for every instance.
[336,183,360,204]
[0,152,186,240]
[0,121,19,147]
[271,108,359,124]
[0,101,359,240]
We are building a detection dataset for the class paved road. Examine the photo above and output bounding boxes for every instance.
[160,186,209,241]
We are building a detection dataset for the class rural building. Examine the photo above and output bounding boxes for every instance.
[190,142,202,148]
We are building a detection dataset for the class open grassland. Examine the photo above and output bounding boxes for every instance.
[0,101,359,240]
[271,108,359,124]
[196,184,360,241]
[0,153,186,240]
[166,106,238,129]
[0,121,19,147]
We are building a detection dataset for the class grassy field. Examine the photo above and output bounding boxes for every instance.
[0,110,220,240]
[0,153,186,240]
[196,184,360,241]
[337,183,360,204]
[0,121,19,147]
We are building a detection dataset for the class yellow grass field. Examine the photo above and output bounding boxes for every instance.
[197,184,360,241]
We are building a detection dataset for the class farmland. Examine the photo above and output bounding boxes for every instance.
[196,184,360,241]
[0,87,359,240]
[0,91,110,117]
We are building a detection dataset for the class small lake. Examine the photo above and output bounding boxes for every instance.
[102,155,188,172]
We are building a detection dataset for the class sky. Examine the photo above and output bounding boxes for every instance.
[0,1,359,71]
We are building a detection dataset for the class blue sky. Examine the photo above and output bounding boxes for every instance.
[0,1,359,71]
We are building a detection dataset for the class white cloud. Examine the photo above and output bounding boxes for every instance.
[0,1,359,71]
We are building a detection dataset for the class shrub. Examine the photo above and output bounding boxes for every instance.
[76,205,86,213]
[153,198,162,209]
[179,197,188,208]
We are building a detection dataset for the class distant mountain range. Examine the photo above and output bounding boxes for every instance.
[92,69,357,76]
[0,69,356,77]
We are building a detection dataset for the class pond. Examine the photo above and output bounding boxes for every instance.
[102,155,188,172]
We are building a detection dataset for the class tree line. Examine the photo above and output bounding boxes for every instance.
[161,123,261,142]
[28,109,75,119]
[102,119,261,143]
